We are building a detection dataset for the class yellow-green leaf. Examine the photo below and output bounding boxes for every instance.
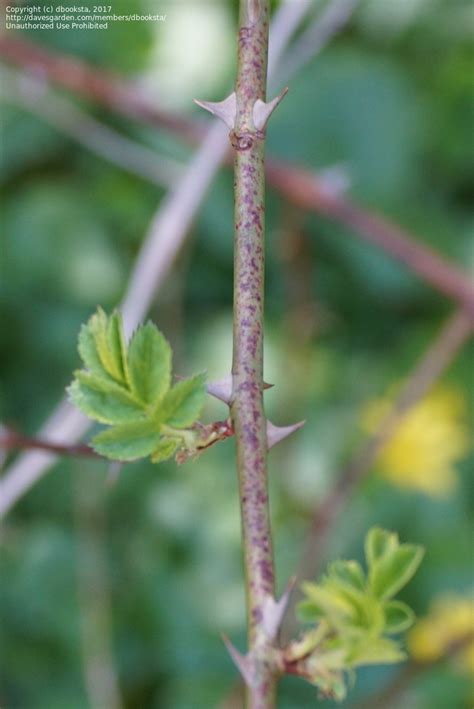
[384,600,415,633]
[348,636,406,667]
[329,560,366,592]
[370,544,424,600]
[151,438,178,463]
[106,311,129,384]
[77,320,114,383]
[87,307,125,382]
[365,527,399,569]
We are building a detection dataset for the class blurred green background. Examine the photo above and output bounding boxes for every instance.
[0,0,473,707]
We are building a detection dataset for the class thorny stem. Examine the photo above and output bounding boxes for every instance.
[230,1,277,706]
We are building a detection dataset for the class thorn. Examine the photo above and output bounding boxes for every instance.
[207,376,232,404]
[262,577,296,640]
[222,635,255,687]
[253,87,288,131]
[267,419,305,449]
[207,377,274,405]
[194,92,237,129]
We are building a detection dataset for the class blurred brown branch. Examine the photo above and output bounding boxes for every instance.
[2,35,473,313]
[266,162,474,316]
[0,427,99,459]
[0,34,202,141]
[1,66,181,187]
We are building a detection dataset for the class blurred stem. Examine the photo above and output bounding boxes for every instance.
[2,35,473,311]
[230,1,276,706]
[74,466,123,709]
[1,66,181,188]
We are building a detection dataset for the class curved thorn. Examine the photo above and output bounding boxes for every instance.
[262,577,296,640]
[207,376,233,404]
[221,635,255,687]
[253,86,288,131]
[194,92,237,129]
[267,419,305,449]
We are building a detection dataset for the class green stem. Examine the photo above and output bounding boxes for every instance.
[230,1,277,706]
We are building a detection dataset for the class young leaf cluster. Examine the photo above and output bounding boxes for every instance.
[68,308,206,463]
[292,527,424,701]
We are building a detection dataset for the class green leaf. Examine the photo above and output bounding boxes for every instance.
[298,598,325,622]
[128,322,171,405]
[91,420,161,461]
[161,373,206,428]
[348,636,406,667]
[329,560,366,592]
[370,544,424,600]
[77,320,114,383]
[68,372,144,424]
[151,438,179,463]
[70,309,209,464]
[87,307,125,383]
[106,311,129,384]
[299,582,355,629]
[365,527,399,568]
[384,600,415,633]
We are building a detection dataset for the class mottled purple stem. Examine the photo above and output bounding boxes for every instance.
[230,1,277,707]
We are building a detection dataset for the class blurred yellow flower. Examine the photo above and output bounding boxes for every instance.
[362,386,470,497]
[408,594,474,673]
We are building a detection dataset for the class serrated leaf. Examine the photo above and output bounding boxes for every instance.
[384,600,415,633]
[91,420,161,461]
[161,373,206,428]
[68,372,144,424]
[151,438,178,463]
[365,527,399,569]
[370,544,424,600]
[128,322,171,405]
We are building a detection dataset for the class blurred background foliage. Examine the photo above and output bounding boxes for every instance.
[0,0,473,707]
